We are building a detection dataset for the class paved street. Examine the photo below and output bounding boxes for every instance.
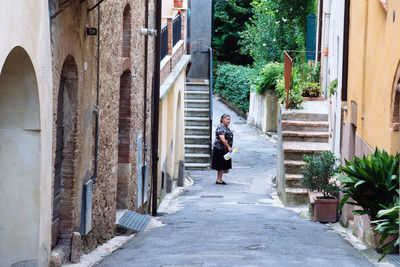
[97,96,373,267]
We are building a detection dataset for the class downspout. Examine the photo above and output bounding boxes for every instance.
[342,0,350,102]
[361,0,369,124]
[143,0,149,208]
[93,3,101,183]
[322,0,331,99]
[151,0,162,216]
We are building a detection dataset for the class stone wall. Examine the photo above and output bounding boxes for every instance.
[50,0,155,258]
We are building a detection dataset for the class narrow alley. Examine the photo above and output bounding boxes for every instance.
[97,97,373,267]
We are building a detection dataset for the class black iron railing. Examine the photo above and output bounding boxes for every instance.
[172,14,182,47]
[161,24,168,61]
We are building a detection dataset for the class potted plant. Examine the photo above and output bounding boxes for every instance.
[301,151,340,223]
[335,149,399,251]
[371,195,399,260]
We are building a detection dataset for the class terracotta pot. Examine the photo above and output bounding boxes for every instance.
[174,0,183,8]
[314,196,338,223]
[373,231,399,253]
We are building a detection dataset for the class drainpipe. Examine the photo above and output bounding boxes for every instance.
[322,0,331,99]
[342,0,350,102]
[151,0,162,216]
[93,3,101,183]
[143,0,149,209]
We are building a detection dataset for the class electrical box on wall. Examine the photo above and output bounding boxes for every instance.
[80,179,93,236]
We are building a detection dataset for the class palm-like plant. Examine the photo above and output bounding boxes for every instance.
[335,149,399,221]
[371,191,399,261]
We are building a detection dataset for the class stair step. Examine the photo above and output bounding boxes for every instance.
[186,81,210,86]
[185,135,210,139]
[185,162,210,170]
[283,142,330,160]
[285,187,308,195]
[284,160,306,174]
[185,117,210,126]
[283,141,329,153]
[185,90,210,100]
[185,108,210,118]
[282,131,329,142]
[185,153,210,163]
[185,108,209,112]
[185,99,210,103]
[286,174,302,181]
[285,174,303,188]
[282,112,328,122]
[185,126,209,130]
[285,187,309,205]
[184,144,210,154]
[282,120,328,132]
[185,135,210,144]
[185,90,209,94]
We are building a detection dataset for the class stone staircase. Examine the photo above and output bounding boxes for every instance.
[184,80,211,170]
[279,104,330,205]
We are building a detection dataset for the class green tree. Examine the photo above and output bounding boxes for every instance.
[240,0,317,67]
[212,0,254,65]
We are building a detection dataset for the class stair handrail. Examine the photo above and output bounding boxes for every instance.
[209,47,213,161]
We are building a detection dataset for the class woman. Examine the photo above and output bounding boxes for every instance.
[212,114,233,184]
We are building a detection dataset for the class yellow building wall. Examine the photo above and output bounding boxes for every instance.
[158,70,185,196]
[346,0,399,154]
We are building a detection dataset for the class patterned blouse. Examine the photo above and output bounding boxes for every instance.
[214,123,233,152]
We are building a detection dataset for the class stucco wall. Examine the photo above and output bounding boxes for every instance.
[187,0,212,79]
[345,0,400,155]
[0,1,53,266]
[247,90,278,132]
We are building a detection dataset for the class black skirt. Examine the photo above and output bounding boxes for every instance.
[212,147,232,170]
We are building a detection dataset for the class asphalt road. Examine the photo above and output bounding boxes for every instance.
[97,96,373,267]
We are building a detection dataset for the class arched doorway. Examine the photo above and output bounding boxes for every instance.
[0,47,41,264]
[174,92,182,178]
[52,56,79,248]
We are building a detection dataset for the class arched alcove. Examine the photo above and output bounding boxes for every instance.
[391,64,400,131]
[117,70,132,208]
[52,55,79,248]
[0,46,41,264]
[174,91,182,178]
[122,4,132,58]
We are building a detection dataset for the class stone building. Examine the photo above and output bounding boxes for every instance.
[1,0,189,264]
[49,0,155,264]
[158,0,190,199]
[0,1,53,266]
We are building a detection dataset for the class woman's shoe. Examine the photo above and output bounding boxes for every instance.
[216,180,227,185]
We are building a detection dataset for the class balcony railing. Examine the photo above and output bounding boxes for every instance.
[161,24,168,61]
[172,14,182,47]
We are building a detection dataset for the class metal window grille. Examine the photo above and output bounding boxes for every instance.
[172,14,182,47]
[161,24,168,61]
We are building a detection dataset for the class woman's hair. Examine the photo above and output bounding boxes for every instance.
[220,113,230,123]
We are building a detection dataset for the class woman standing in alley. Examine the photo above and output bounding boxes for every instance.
[212,114,233,184]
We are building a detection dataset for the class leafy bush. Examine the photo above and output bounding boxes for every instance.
[297,81,322,97]
[301,151,340,198]
[254,62,284,95]
[276,78,304,109]
[335,149,400,221]
[214,63,257,113]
